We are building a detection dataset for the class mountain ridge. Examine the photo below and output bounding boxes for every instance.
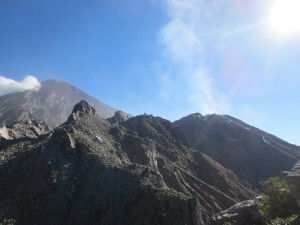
[174,113,300,187]
[0,100,207,225]
[1,100,299,224]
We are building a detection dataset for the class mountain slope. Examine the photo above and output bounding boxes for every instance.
[2,101,299,224]
[0,101,262,224]
[174,113,300,187]
[118,115,260,216]
[0,79,118,128]
[0,101,204,225]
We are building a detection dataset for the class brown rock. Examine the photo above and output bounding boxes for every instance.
[208,200,263,225]
[286,161,300,206]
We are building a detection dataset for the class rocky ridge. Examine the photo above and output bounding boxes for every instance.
[119,114,258,214]
[1,101,300,224]
[175,113,300,187]
[208,200,263,225]
[0,101,205,225]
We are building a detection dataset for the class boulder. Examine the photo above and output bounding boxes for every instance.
[108,110,131,124]
[207,200,263,225]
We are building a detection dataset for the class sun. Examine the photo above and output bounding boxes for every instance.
[269,0,300,35]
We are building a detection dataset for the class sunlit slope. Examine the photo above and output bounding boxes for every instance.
[0,79,118,128]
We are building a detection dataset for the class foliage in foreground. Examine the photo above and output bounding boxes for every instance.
[258,177,299,224]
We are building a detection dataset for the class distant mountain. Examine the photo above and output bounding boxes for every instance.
[174,113,300,187]
[0,79,118,128]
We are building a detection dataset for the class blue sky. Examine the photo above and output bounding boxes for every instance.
[1,0,300,145]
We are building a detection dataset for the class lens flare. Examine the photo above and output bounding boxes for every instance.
[269,0,300,35]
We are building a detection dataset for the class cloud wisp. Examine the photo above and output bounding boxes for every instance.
[0,75,41,96]
[157,0,230,114]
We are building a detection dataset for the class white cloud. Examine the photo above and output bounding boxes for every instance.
[0,75,41,96]
[187,69,230,114]
[157,0,230,114]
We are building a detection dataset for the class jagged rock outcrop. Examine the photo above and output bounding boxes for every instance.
[175,113,300,187]
[286,161,300,206]
[0,79,118,128]
[208,200,263,225]
[67,100,97,121]
[0,101,205,225]
[108,110,131,124]
[0,119,50,140]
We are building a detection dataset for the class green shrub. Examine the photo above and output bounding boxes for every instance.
[258,177,299,223]
[269,218,285,225]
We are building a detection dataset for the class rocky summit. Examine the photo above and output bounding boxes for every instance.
[1,101,300,225]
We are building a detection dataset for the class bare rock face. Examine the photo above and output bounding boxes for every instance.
[188,198,205,225]
[0,101,205,225]
[208,200,263,225]
[67,100,97,122]
[0,119,50,139]
[0,126,10,139]
[286,161,300,206]
[108,110,131,124]
[4,100,300,225]
[175,113,300,187]
[120,115,258,216]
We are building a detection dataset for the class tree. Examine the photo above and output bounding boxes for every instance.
[258,177,299,223]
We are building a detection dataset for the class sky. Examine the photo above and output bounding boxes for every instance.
[1,0,300,145]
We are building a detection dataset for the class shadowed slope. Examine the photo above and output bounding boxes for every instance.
[175,113,300,187]
[0,101,204,225]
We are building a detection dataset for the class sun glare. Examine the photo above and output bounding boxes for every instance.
[269,0,300,35]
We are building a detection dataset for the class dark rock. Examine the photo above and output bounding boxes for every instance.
[188,198,206,225]
[50,128,76,149]
[0,101,204,225]
[67,100,97,121]
[121,115,258,215]
[175,113,300,187]
[2,100,299,225]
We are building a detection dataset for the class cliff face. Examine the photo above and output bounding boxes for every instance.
[175,113,300,187]
[0,119,50,140]
[286,161,300,207]
[120,115,257,213]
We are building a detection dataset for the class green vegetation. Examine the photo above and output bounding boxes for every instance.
[258,177,299,224]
